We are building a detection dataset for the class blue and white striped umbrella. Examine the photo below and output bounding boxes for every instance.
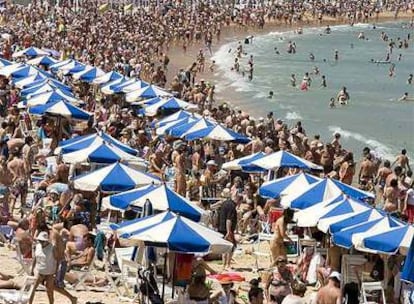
[101,77,132,95]
[282,177,375,209]
[21,82,73,98]
[102,183,205,222]
[139,97,198,116]
[29,99,91,120]
[11,65,52,79]
[49,59,74,71]
[56,132,138,156]
[61,139,146,167]
[354,224,414,254]
[119,79,149,93]
[294,195,370,227]
[111,211,232,254]
[251,150,323,171]
[168,117,216,138]
[0,63,24,76]
[152,110,199,128]
[12,47,50,58]
[185,124,251,143]
[52,60,86,75]
[223,152,267,173]
[26,55,59,67]
[401,238,414,283]
[73,162,160,192]
[24,89,82,107]
[72,66,105,82]
[332,216,403,249]
[92,71,123,84]
[13,73,48,89]
[156,116,196,136]
[126,84,171,102]
[0,58,12,67]
[259,172,321,198]
[319,208,384,233]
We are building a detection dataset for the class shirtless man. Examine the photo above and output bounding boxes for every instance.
[65,222,89,258]
[375,160,392,198]
[148,150,166,179]
[392,149,410,172]
[66,233,95,270]
[317,242,342,286]
[316,272,342,304]
[358,154,376,185]
[7,152,28,216]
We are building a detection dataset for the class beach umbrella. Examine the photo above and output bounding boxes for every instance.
[72,66,105,83]
[49,59,73,71]
[28,99,91,121]
[354,224,414,254]
[156,116,195,136]
[0,63,30,77]
[61,139,146,167]
[282,177,375,209]
[26,55,59,67]
[259,172,321,198]
[60,62,87,75]
[168,117,216,138]
[119,79,149,93]
[126,85,171,102]
[319,208,385,234]
[101,77,132,95]
[13,73,48,89]
[55,131,138,156]
[0,57,12,67]
[2,64,52,79]
[401,238,414,283]
[73,162,160,192]
[139,97,198,116]
[12,47,50,58]
[92,71,123,85]
[21,82,73,98]
[223,152,267,173]
[332,216,403,249]
[152,110,199,128]
[42,48,61,58]
[184,124,251,143]
[112,211,232,254]
[294,195,370,227]
[102,183,205,222]
[24,89,82,107]
[251,150,323,171]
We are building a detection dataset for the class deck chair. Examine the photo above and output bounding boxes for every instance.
[103,251,123,298]
[119,259,141,302]
[0,276,37,304]
[341,254,367,289]
[114,247,135,272]
[70,254,97,291]
[252,220,273,271]
[14,241,32,276]
[361,281,386,304]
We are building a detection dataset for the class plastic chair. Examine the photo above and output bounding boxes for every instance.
[361,281,386,304]
[0,276,37,304]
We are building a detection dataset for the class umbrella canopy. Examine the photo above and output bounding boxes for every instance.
[152,110,200,128]
[0,57,12,67]
[12,47,50,58]
[223,152,267,173]
[0,63,24,76]
[13,73,48,89]
[73,162,160,192]
[72,66,105,82]
[56,60,86,75]
[168,117,216,138]
[10,65,51,79]
[112,211,232,254]
[259,172,321,199]
[185,124,250,143]
[24,89,82,107]
[56,132,138,156]
[332,216,403,249]
[354,224,414,254]
[120,79,149,93]
[102,183,205,222]
[251,150,323,171]
[49,59,73,71]
[26,55,58,67]
[319,208,384,234]
[21,82,73,98]
[294,195,370,227]
[139,97,198,116]
[282,177,375,209]
[29,99,91,120]
[126,85,171,102]
[61,139,146,166]
[401,238,414,282]
[92,71,123,84]
[156,116,197,136]
[101,77,132,95]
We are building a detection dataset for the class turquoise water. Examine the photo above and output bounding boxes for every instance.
[213,22,414,160]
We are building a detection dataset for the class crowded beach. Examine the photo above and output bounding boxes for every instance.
[0,0,413,303]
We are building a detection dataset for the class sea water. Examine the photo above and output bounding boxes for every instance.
[212,22,414,160]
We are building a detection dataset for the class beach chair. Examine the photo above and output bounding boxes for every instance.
[70,254,98,291]
[361,281,386,304]
[252,220,273,271]
[14,242,32,276]
[119,259,141,302]
[114,247,135,272]
[341,254,367,289]
[103,251,124,298]
[0,276,36,304]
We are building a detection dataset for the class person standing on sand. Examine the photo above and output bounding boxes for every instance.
[392,149,411,173]
[316,272,342,304]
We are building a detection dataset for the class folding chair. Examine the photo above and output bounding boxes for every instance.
[252,220,273,271]
[361,281,386,304]
[0,276,37,304]
[71,254,97,291]
[341,254,367,289]
[103,251,123,298]
[119,259,141,302]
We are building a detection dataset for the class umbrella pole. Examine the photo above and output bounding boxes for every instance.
[162,251,167,300]
[172,252,176,298]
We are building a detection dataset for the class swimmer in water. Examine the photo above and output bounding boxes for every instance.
[398,54,402,61]
[274,47,280,55]
[309,53,315,61]
[408,73,413,85]
[325,25,331,34]
[268,91,274,98]
[389,63,395,77]
[290,74,296,87]
[398,92,414,102]
[334,50,339,61]
[321,75,327,88]
[329,97,335,108]
[337,86,350,105]
[358,32,365,39]
[313,66,320,76]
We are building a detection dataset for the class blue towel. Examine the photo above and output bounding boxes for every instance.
[94,231,105,260]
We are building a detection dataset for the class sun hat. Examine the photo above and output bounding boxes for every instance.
[329,271,341,282]
[36,231,49,242]
[206,159,217,166]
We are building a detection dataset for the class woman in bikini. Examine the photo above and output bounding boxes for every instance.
[270,209,294,267]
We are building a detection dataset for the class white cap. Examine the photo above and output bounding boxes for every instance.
[36,231,49,242]
[329,271,341,281]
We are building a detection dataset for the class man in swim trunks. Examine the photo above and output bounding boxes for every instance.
[7,152,28,216]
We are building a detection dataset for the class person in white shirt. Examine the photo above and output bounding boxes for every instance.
[403,186,414,223]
